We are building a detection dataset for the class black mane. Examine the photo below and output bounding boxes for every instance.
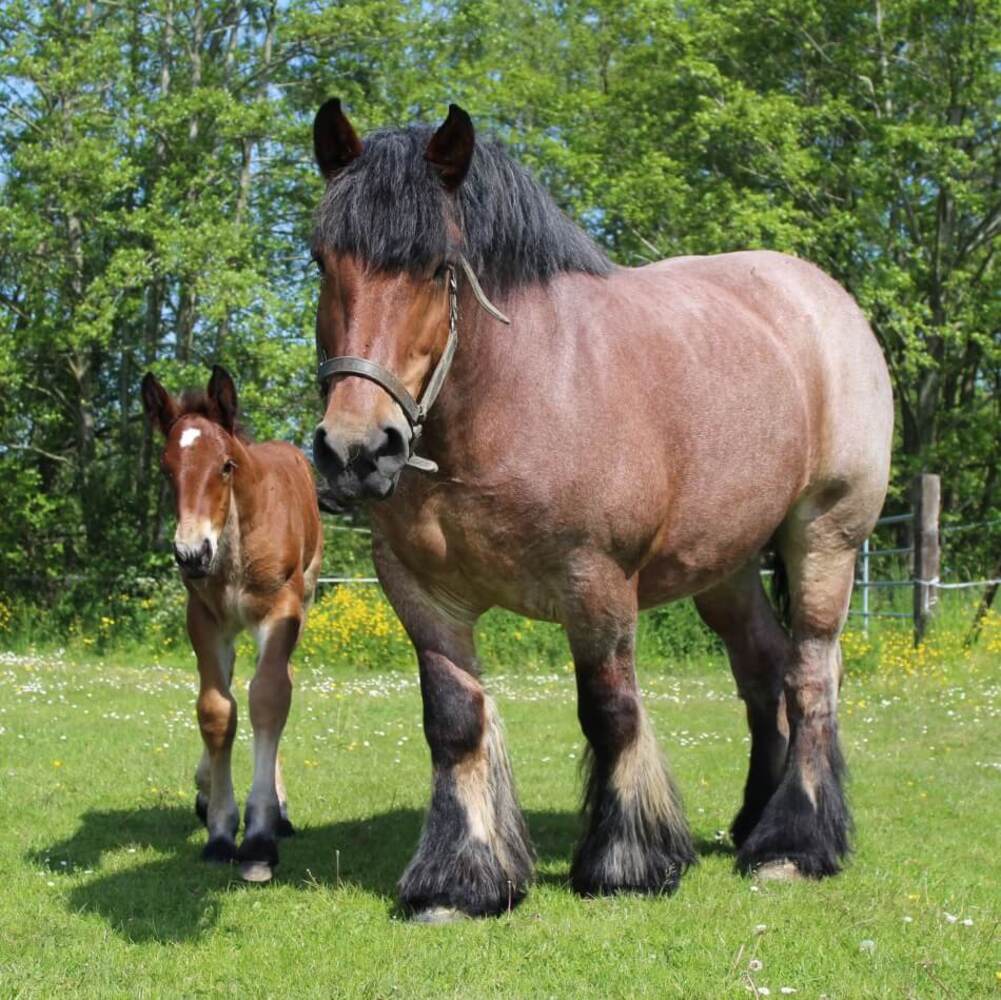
[312,126,611,292]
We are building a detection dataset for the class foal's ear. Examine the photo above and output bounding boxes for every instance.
[425,104,475,191]
[313,98,363,179]
[140,372,177,436]
[207,365,239,434]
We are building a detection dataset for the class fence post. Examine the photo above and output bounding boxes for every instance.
[911,473,940,646]
[860,536,870,637]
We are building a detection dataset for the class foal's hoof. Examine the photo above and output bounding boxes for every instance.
[275,817,296,838]
[754,859,805,884]
[237,834,278,884]
[410,907,469,925]
[195,793,208,827]
[202,837,237,864]
[239,860,275,884]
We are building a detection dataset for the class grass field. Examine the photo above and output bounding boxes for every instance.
[1,644,999,998]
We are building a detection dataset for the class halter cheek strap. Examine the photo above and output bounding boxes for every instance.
[316,253,509,473]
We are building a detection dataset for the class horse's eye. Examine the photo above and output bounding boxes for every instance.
[221,459,237,477]
[312,254,326,275]
[433,263,448,282]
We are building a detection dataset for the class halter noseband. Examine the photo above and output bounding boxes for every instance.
[316,253,509,474]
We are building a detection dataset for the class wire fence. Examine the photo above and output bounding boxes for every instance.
[315,475,998,645]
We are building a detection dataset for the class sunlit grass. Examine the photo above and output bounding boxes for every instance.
[1,638,998,998]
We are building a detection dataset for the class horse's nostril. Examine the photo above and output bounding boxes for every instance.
[373,424,408,463]
[312,426,347,476]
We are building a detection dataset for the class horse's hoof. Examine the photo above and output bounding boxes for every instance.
[237,833,278,882]
[275,817,296,838]
[755,859,803,883]
[239,860,275,884]
[411,906,468,925]
[195,793,208,827]
[202,837,237,864]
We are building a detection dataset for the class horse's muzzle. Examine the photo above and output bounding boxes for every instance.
[312,421,410,506]
[174,537,213,577]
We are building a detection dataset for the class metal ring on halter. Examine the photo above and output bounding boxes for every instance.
[316,254,508,473]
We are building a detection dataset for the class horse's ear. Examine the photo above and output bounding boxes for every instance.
[141,372,177,436]
[313,98,363,179]
[207,365,239,434]
[425,104,475,191]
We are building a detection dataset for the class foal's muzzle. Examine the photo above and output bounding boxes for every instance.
[173,538,213,577]
[313,420,411,505]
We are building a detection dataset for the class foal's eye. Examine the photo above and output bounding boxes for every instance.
[311,253,326,276]
[221,459,237,477]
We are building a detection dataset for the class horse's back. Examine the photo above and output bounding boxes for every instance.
[642,250,892,482]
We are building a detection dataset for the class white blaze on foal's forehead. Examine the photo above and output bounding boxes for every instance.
[179,427,202,449]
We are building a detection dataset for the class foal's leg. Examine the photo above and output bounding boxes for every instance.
[567,565,695,896]
[375,541,534,919]
[694,563,792,846]
[737,522,856,878]
[195,641,236,827]
[237,599,301,882]
[274,756,294,837]
[187,597,239,861]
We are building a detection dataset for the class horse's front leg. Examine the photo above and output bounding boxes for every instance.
[238,595,302,882]
[375,540,535,920]
[565,560,696,896]
[187,596,239,862]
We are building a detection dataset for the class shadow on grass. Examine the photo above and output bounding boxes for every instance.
[29,805,731,943]
[27,804,582,943]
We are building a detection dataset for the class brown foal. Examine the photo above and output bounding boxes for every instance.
[308,101,893,920]
[142,366,322,882]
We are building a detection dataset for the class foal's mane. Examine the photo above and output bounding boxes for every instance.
[313,126,611,293]
[174,389,251,442]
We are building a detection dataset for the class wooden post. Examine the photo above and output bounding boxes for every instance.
[911,473,940,646]
[861,536,870,637]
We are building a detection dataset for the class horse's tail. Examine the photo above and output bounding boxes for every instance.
[769,548,792,632]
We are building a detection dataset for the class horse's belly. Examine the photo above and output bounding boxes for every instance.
[636,537,767,607]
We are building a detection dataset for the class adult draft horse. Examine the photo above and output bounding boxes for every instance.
[308,100,893,919]
[142,366,322,882]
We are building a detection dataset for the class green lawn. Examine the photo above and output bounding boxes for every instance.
[1,648,998,998]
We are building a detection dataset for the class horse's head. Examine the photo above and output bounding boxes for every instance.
[309,100,477,506]
[141,366,243,579]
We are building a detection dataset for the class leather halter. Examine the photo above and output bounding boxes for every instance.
[316,254,510,473]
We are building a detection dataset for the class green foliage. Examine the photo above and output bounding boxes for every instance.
[1,0,998,624]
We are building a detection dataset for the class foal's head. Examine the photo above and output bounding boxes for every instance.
[309,99,608,506]
[141,366,244,579]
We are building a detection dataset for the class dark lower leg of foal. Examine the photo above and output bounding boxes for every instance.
[694,567,791,847]
[737,548,854,877]
[188,598,239,862]
[237,611,299,880]
[195,643,235,828]
[569,590,694,896]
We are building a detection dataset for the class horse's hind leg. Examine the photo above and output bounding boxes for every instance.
[375,540,534,920]
[238,597,301,882]
[737,506,859,878]
[188,597,239,862]
[568,561,695,896]
[694,562,792,847]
